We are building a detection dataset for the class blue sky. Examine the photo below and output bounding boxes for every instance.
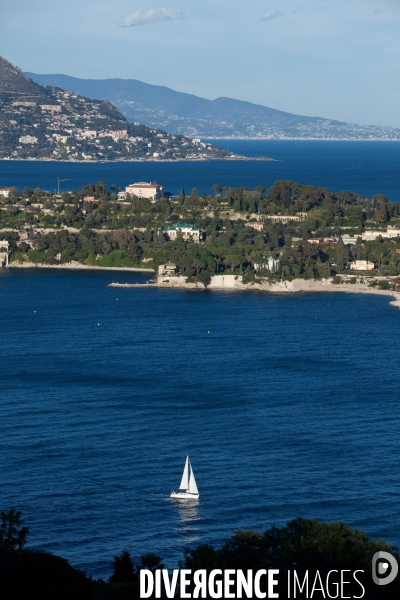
[2,0,400,127]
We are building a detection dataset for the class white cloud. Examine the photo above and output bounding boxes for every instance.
[261,8,283,22]
[122,8,185,27]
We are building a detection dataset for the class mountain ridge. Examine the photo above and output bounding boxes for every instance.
[0,55,235,161]
[25,72,400,140]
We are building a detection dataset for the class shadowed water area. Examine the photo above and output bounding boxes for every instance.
[1,268,400,578]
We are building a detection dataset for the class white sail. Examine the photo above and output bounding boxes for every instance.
[188,463,198,495]
[179,456,189,490]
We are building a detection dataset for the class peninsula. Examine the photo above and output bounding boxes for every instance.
[2,179,400,306]
[0,56,256,162]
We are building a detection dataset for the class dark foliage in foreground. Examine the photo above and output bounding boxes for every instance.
[0,549,92,600]
[1,512,400,598]
[184,517,400,598]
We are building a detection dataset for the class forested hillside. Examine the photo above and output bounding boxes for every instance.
[2,180,400,286]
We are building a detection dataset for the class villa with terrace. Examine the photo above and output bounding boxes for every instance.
[162,222,203,243]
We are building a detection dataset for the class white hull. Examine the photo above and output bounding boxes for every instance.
[170,491,199,500]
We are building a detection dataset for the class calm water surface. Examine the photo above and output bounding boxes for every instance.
[1,269,400,577]
[1,141,400,576]
[1,140,399,201]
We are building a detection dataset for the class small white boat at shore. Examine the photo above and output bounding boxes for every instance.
[170,456,199,500]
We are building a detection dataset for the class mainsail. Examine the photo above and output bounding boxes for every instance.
[179,456,189,490]
[188,463,198,495]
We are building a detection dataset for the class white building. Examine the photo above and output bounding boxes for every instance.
[158,263,177,277]
[362,229,400,241]
[343,230,400,244]
[162,223,202,243]
[348,260,375,271]
[39,104,61,113]
[0,187,11,198]
[19,135,38,144]
[265,215,302,223]
[253,256,280,273]
[110,129,128,140]
[245,222,264,231]
[125,182,164,202]
[342,236,359,246]
[0,240,9,267]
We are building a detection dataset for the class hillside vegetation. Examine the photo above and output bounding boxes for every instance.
[2,180,400,288]
[1,510,399,599]
[0,56,234,162]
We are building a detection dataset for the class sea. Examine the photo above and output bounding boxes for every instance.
[1,141,400,579]
[1,140,400,202]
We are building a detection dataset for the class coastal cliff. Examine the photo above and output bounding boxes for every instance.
[106,271,400,308]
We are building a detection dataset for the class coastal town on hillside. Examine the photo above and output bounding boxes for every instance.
[1,179,400,294]
[1,88,237,161]
[0,56,243,162]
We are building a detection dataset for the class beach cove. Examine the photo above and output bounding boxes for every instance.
[109,274,400,309]
[6,260,400,309]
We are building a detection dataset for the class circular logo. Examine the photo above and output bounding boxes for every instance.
[372,552,399,586]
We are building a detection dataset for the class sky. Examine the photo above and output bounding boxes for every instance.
[1,0,400,127]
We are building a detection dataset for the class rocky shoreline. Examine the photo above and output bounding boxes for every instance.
[0,155,273,163]
[109,273,400,308]
[5,263,400,308]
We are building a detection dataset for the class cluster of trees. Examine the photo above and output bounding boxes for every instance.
[3,180,400,281]
[1,510,399,599]
[172,181,399,224]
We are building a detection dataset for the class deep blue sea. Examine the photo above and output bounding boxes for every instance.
[1,140,400,202]
[1,142,400,579]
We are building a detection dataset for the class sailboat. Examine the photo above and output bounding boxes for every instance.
[170,456,199,500]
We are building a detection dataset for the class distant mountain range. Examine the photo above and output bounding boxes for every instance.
[25,72,400,141]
